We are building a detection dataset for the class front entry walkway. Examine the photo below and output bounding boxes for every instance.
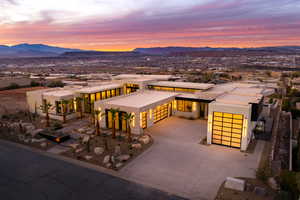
[120,117,264,200]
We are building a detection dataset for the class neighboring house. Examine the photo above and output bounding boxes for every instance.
[27,75,276,151]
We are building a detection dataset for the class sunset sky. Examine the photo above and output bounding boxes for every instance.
[0,0,300,51]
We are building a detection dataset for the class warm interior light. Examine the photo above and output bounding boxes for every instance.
[242,118,248,137]
[149,109,152,119]
[192,102,197,112]
[131,112,135,127]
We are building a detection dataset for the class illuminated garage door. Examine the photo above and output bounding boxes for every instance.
[153,103,170,123]
[212,112,243,148]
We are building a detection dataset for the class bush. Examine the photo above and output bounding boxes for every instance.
[269,98,274,104]
[30,80,40,87]
[279,170,300,200]
[256,164,272,182]
[47,81,65,88]
[5,83,20,90]
[52,122,63,130]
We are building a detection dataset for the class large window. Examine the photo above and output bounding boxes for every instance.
[212,112,243,148]
[140,112,147,129]
[55,101,62,114]
[149,85,198,93]
[177,100,193,112]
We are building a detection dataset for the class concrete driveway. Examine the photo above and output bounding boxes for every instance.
[120,117,264,200]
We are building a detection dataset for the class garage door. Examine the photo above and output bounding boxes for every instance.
[212,112,243,148]
[153,103,170,123]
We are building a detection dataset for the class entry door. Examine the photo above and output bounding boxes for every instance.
[212,112,243,148]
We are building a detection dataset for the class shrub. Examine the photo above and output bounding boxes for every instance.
[256,164,272,182]
[30,80,40,87]
[279,170,300,200]
[47,81,65,88]
[6,83,20,90]
[52,122,63,130]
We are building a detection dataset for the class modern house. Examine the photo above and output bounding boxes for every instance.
[26,75,275,151]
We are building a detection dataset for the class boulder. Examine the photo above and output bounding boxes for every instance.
[69,143,80,149]
[30,129,43,137]
[84,155,93,161]
[25,125,35,134]
[77,128,86,134]
[115,162,123,168]
[40,142,47,148]
[103,155,110,164]
[24,139,31,143]
[94,147,104,155]
[254,186,267,196]
[75,148,84,153]
[268,177,278,190]
[105,163,112,168]
[114,145,121,156]
[86,130,95,135]
[139,135,151,144]
[224,177,245,191]
[117,154,130,162]
[82,135,90,144]
[31,138,46,143]
[131,143,142,149]
[18,134,25,141]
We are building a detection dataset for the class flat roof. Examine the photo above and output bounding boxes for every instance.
[43,90,75,98]
[105,91,177,109]
[76,83,122,94]
[149,81,214,90]
[216,94,263,105]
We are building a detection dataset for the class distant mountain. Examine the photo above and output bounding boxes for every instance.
[0,43,84,58]
[133,46,300,55]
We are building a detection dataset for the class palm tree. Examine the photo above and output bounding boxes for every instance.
[61,99,69,123]
[39,101,52,127]
[94,110,105,136]
[123,112,134,143]
[108,108,120,139]
[75,97,83,119]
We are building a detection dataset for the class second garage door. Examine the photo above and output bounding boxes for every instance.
[212,112,243,148]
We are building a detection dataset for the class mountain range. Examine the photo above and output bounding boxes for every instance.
[0,43,300,58]
[0,43,83,58]
[133,46,300,55]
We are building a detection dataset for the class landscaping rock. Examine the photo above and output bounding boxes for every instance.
[24,139,31,143]
[115,162,123,168]
[268,177,278,190]
[82,135,90,144]
[117,154,130,162]
[94,147,104,155]
[105,163,112,168]
[69,143,80,149]
[40,142,47,148]
[224,177,245,191]
[86,130,95,135]
[25,125,35,134]
[139,135,151,144]
[254,186,267,196]
[75,148,84,153]
[103,155,110,164]
[131,143,142,149]
[18,134,25,141]
[31,138,46,143]
[30,129,43,137]
[84,155,93,161]
[77,128,86,134]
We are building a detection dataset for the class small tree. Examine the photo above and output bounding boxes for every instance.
[75,97,83,119]
[61,100,69,123]
[39,101,52,127]
[123,112,134,143]
[94,110,105,136]
[108,108,120,139]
